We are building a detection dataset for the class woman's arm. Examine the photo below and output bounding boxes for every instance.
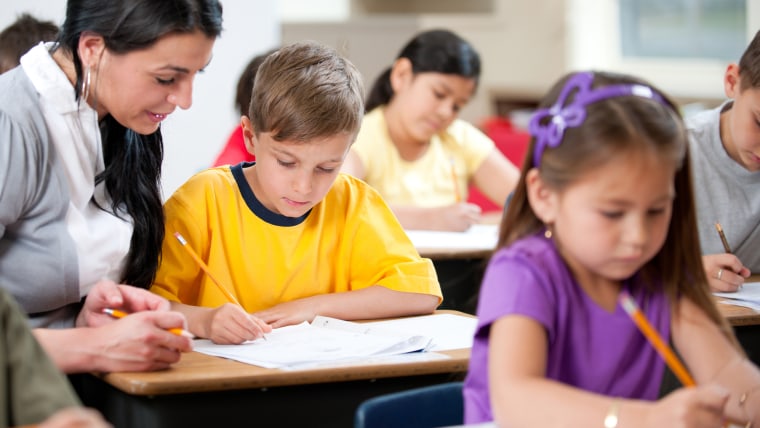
[33,310,192,374]
[32,281,194,373]
[253,285,439,328]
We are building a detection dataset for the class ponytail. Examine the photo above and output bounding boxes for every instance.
[365,67,393,112]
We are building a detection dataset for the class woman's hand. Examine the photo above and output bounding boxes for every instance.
[76,280,171,328]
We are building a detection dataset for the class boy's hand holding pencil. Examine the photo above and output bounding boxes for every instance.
[172,232,271,344]
[706,223,750,293]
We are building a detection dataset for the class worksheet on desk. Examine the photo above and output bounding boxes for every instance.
[358,313,477,352]
[405,224,498,250]
[192,317,432,369]
[192,314,477,369]
[714,281,760,311]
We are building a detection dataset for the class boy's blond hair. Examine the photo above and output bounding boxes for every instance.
[249,41,364,142]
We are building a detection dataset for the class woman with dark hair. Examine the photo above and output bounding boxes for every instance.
[0,0,223,373]
[342,29,519,232]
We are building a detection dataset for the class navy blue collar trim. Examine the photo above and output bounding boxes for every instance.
[231,162,310,227]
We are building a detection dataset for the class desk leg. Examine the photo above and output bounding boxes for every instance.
[74,373,464,428]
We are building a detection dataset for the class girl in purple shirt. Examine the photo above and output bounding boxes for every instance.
[463,71,760,427]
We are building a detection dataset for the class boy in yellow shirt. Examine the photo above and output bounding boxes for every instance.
[151,41,442,344]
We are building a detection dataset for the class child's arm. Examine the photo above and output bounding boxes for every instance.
[169,301,271,345]
[390,203,482,232]
[470,149,520,208]
[252,285,439,328]
[674,295,760,425]
[489,315,728,427]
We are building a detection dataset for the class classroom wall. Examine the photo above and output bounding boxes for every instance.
[281,0,568,125]
[1,1,280,198]
[282,0,760,125]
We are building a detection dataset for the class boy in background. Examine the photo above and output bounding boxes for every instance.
[0,13,58,74]
[687,30,760,292]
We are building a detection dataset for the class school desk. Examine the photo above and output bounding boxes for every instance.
[74,311,472,428]
[409,217,500,314]
[410,214,501,261]
[717,300,760,370]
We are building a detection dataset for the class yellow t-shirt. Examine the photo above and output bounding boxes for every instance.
[151,164,442,311]
[351,107,495,207]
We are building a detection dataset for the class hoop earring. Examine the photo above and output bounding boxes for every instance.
[544,224,553,239]
[80,65,91,102]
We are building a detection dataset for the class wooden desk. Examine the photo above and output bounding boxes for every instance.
[414,214,501,261]
[719,301,760,327]
[76,313,472,428]
[417,246,493,260]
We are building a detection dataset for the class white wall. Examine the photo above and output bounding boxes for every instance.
[1,1,280,198]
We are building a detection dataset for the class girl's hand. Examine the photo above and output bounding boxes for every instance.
[202,303,271,344]
[703,254,750,292]
[435,203,482,232]
[645,386,728,428]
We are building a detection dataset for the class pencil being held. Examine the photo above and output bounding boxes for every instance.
[715,222,733,255]
[173,232,242,306]
[103,308,195,339]
[172,232,270,342]
[619,291,695,387]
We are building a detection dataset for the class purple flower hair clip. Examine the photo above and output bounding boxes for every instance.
[529,71,668,167]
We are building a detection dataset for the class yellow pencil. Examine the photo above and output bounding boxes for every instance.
[102,308,195,338]
[173,232,242,306]
[449,157,461,203]
[619,291,695,387]
[173,232,269,341]
[715,222,733,254]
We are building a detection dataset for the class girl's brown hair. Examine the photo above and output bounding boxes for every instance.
[499,70,736,346]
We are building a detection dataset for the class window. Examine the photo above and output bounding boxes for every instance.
[620,0,746,62]
[567,0,756,104]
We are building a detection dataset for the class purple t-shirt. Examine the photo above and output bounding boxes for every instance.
[463,232,670,423]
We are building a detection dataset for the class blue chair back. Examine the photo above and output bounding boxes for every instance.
[354,381,464,428]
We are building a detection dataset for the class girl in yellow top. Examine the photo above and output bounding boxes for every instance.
[151,42,442,345]
[341,29,520,231]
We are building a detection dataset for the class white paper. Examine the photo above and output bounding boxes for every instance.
[714,281,760,310]
[192,313,476,369]
[405,224,498,251]
[357,313,477,352]
[193,317,432,369]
